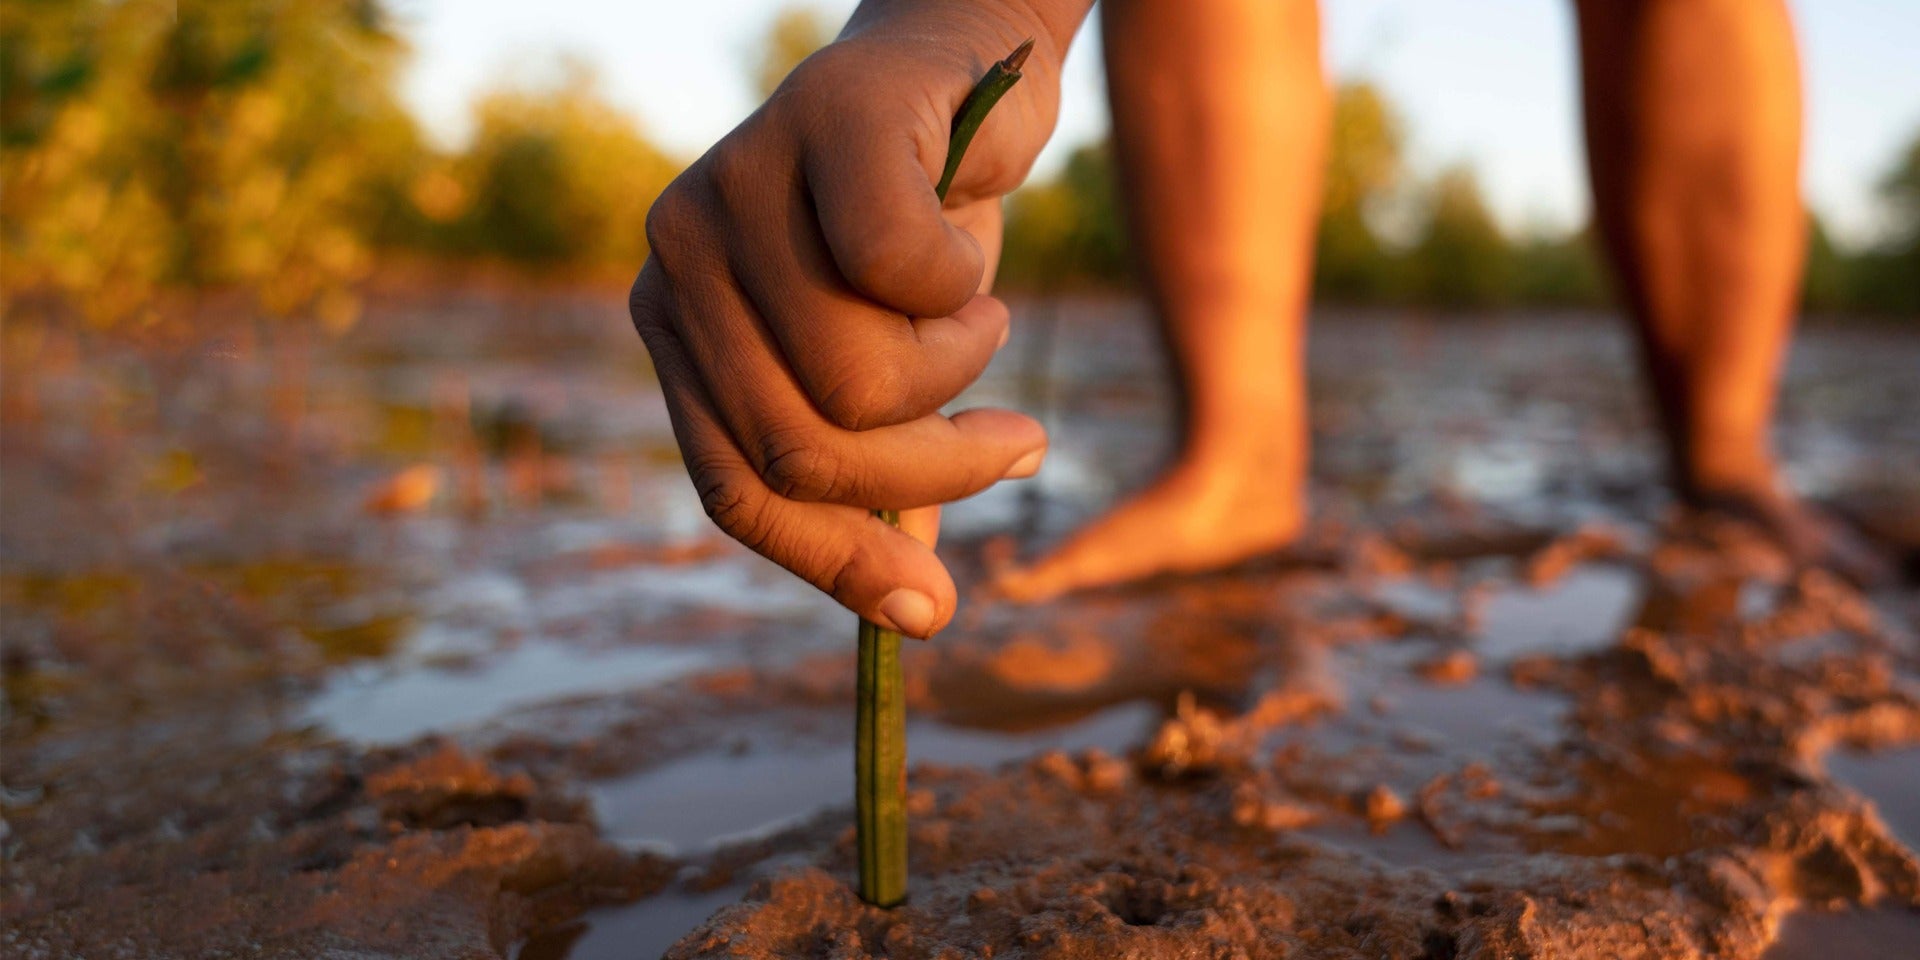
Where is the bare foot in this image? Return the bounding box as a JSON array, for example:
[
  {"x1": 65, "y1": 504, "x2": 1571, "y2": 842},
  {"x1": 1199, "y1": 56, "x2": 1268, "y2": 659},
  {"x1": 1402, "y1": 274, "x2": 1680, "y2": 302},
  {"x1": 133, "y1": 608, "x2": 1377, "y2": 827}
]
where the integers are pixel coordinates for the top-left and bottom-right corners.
[
  {"x1": 991, "y1": 453, "x2": 1305, "y2": 603},
  {"x1": 1688, "y1": 469, "x2": 1893, "y2": 588}
]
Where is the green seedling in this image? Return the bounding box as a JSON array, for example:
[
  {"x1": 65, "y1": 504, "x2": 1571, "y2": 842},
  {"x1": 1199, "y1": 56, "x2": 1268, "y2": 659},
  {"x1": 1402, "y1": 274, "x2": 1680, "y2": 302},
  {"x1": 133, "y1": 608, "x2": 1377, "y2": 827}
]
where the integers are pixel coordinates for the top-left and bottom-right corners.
[{"x1": 856, "y1": 37, "x2": 1032, "y2": 909}]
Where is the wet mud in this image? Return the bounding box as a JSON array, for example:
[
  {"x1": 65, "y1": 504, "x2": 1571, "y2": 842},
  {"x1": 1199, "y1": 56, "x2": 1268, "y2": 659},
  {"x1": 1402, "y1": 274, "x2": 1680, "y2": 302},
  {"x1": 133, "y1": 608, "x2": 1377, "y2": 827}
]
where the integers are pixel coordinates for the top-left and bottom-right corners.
[{"x1": 3, "y1": 297, "x2": 1918, "y2": 958}]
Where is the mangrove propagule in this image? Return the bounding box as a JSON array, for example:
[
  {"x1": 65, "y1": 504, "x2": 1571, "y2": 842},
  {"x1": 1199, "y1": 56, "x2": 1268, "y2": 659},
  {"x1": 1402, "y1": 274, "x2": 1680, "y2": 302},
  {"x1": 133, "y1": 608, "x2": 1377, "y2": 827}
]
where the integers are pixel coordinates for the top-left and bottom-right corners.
[{"x1": 856, "y1": 37, "x2": 1032, "y2": 909}]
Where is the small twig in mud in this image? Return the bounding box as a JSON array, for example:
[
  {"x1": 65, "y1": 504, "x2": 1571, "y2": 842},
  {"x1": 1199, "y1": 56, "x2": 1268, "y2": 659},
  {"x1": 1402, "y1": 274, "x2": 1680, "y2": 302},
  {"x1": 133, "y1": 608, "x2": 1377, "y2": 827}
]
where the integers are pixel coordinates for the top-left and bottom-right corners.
[{"x1": 856, "y1": 38, "x2": 1033, "y2": 910}]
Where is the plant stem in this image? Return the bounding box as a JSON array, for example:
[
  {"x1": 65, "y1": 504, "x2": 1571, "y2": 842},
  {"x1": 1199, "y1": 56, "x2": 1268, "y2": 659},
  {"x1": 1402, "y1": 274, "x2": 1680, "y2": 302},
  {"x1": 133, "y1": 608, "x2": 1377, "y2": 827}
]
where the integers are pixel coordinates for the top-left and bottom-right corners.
[
  {"x1": 934, "y1": 38, "x2": 1034, "y2": 201},
  {"x1": 855, "y1": 38, "x2": 1031, "y2": 909},
  {"x1": 855, "y1": 521, "x2": 906, "y2": 906}
]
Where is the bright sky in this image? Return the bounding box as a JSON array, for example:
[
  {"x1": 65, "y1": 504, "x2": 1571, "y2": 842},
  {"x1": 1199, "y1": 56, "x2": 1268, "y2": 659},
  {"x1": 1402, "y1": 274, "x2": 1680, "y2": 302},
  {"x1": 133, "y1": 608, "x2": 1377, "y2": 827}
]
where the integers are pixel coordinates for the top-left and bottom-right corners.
[{"x1": 389, "y1": 0, "x2": 1920, "y2": 247}]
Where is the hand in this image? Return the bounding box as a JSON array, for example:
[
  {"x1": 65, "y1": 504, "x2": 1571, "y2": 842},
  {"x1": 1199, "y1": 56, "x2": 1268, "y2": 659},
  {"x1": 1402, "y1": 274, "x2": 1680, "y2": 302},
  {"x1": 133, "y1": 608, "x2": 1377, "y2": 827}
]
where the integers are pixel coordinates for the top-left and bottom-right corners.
[{"x1": 630, "y1": 6, "x2": 1079, "y2": 638}]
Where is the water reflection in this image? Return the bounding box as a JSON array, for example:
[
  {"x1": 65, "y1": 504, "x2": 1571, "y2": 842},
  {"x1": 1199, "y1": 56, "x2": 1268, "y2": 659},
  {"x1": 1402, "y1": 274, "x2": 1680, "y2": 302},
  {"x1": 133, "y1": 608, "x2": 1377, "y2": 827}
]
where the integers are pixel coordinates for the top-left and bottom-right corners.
[
  {"x1": 1523, "y1": 750, "x2": 1755, "y2": 857},
  {"x1": 1761, "y1": 905, "x2": 1920, "y2": 960},
  {"x1": 513, "y1": 884, "x2": 753, "y2": 960},
  {"x1": 8, "y1": 300, "x2": 1920, "y2": 959},
  {"x1": 591, "y1": 702, "x2": 1157, "y2": 856},
  {"x1": 1475, "y1": 565, "x2": 1639, "y2": 658},
  {"x1": 1825, "y1": 747, "x2": 1920, "y2": 851},
  {"x1": 307, "y1": 639, "x2": 715, "y2": 742}
]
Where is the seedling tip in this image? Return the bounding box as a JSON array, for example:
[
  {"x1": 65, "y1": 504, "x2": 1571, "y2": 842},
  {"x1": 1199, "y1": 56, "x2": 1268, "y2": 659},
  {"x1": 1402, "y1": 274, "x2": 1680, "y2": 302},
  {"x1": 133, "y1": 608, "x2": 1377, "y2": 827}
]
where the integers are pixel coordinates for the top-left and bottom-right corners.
[{"x1": 1004, "y1": 37, "x2": 1034, "y2": 73}]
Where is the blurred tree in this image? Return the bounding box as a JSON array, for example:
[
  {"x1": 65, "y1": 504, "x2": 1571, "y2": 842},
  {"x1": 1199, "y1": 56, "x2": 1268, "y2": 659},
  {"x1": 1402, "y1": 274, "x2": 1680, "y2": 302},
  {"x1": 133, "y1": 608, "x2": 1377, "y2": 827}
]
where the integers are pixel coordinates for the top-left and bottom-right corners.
[
  {"x1": 5, "y1": 3, "x2": 1900, "y2": 321},
  {"x1": 752, "y1": 6, "x2": 833, "y2": 99},
  {"x1": 1800, "y1": 213, "x2": 1852, "y2": 314},
  {"x1": 998, "y1": 141, "x2": 1130, "y2": 290},
  {"x1": 441, "y1": 62, "x2": 679, "y2": 274},
  {"x1": 1512, "y1": 228, "x2": 1606, "y2": 308},
  {"x1": 0, "y1": 0, "x2": 422, "y2": 328},
  {"x1": 1315, "y1": 207, "x2": 1393, "y2": 303},
  {"x1": 1851, "y1": 131, "x2": 1920, "y2": 317},
  {"x1": 1407, "y1": 165, "x2": 1514, "y2": 309},
  {"x1": 1314, "y1": 82, "x2": 1403, "y2": 302},
  {"x1": 1879, "y1": 131, "x2": 1920, "y2": 245}
]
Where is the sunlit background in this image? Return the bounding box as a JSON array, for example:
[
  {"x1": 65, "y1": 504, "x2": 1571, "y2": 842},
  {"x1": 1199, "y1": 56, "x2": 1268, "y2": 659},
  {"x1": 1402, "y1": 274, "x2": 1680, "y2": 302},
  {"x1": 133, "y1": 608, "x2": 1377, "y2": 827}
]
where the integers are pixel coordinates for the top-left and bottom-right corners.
[
  {"x1": 5, "y1": 0, "x2": 1917, "y2": 325},
  {"x1": 398, "y1": 0, "x2": 1920, "y2": 245},
  {"x1": 7, "y1": 4, "x2": 1920, "y2": 957}
]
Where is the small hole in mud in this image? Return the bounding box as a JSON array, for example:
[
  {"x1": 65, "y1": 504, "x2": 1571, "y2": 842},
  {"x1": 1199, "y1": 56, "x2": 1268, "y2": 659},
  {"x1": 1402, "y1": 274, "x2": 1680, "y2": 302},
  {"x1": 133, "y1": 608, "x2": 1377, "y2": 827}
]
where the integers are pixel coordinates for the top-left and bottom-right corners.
[
  {"x1": 1420, "y1": 930, "x2": 1459, "y2": 960},
  {"x1": 1106, "y1": 891, "x2": 1169, "y2": 926}
]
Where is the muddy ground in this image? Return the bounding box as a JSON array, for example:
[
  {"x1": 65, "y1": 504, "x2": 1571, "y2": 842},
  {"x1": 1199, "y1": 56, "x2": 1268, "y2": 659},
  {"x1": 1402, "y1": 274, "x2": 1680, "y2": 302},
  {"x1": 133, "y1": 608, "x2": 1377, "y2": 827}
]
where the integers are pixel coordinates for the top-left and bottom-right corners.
[{"x1": 3, "y1": 294, "x2": 1919, "y2": 959}]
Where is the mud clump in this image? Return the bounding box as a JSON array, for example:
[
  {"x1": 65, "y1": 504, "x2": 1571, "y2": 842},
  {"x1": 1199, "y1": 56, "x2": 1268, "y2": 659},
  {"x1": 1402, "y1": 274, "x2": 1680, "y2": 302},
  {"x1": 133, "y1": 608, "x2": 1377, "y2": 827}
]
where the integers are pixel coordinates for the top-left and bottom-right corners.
[
  {"x1": 6, "y1": 304, "x2": 1920, "y2": 959},
  {"x1": 1415, "y1": 649, "x2": 1479, "y2": 685},
  {"x1": 654, "y1": 526, "x2": 1920, "y2": 960},
  {"x1": 366, "y1": 742, "x2": 573, "y2": 830},
  {"x1": 1, "y1": 742, "x2": 666, "y2": 959}
]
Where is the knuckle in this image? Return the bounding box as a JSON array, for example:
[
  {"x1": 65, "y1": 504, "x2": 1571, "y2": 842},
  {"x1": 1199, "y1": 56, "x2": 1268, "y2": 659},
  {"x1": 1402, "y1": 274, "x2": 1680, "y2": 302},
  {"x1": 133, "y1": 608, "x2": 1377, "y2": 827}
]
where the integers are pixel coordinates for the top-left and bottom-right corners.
[
  {"x1": 626, "y1": 277, "x2": 657, "y2": 332},
  {"x1": 692, "y1": 465, "x2": 765, "y2": 546},
  {"x1": 814, "y1": 359, "x2": 912, "y2": 431},
  {"x1": 706, "y1": 142, "x2": 758, "y2": 208},
  {"x1": 822, "y1": 538, "x2": 868, "y2": 601},
  {"x1": 780, "y1": 42, "x2": 861, "y2": 100},
  {"x1": 789, "y1": 542, "x2": 852, "y2": 597},
  {"x1": 625, "y1": 282, "x2": 686, "y2": 376},
  {"x1": 757, "y1": 428, "x2": 845, "y2": 502},
  {"x1": 643, "y1": 177, "x2": 703, "y2": 271},
  {"x1": 627, "y1": 267, "x2": 669, "y2": 336}
]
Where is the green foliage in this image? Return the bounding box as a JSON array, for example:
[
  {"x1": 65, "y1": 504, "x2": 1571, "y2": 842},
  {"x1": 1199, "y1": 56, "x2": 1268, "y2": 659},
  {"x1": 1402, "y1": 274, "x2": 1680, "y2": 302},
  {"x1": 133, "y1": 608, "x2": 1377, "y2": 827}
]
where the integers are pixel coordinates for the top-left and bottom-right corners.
[
  {"x1": 1321, "y1": 83, "x2": 1403, "y2": 216},
  {"x1": 1406, "y1": 166, "x2": 1514, "y2": 308},
  {"x1": 1511, "y1": 230, "x2": 1607, "y2": 308},
  {"x1": 1849, "y1": 250, "x2": 1919, "y2": 318},
  {"x1": 439, "y1": 64, "x2": 679, "y2": 272},
  {"x1": 1854, "y1": 133, "x2": 1920, "y2": 316},
  {"x1": 1313, "y1": 207, "x2": 1394, "y2": 302},
  {"x1": 1880, "y1": 132, "x2": 1920, "y2": 247},
  {"x1": 1799, "y1": 133, "x2": 1918, "y2": 318},
  {"x1": 995, "y1": 81, "x2": 1609, "y2": 311},
  {"x1": 1313, "y1": 82, "x2": 1405, "y2": 302},
  {"x1": 1801, "y1": 214, "x2": 1852, "y2": 314},
  {"x1": 1, "y1": 0, "x2": 419, "y2": 327},
  {"x1": 997, "y1": 142, "x2": 1130, "y2": 290},
  {"x1": 993, "y1": 78, "x2": 1912, "y2": 319},
  {"x1": 1, "y1": 4, "x2": 1909, "y2": 323}
]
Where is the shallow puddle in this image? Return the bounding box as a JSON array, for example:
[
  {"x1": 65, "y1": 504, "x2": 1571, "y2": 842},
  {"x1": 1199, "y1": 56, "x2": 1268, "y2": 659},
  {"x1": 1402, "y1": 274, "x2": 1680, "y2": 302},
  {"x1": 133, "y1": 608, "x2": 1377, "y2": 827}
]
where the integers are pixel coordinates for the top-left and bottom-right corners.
[
  {"x1": 592, "y1": 701, "x2": 1158, "y2": 855},
  {"x1": 514, "y1": 883, "x2": 751, "y2": 960},
  {"x1": 1761, "y1": 905, "x2": 1920, "y2": 960},
  {"x1": 1381, "y1": 674, "x2": 1566, "y2": 750},
  {"x1": 1475, "y1": 565, "x2": 1640, "y2": 659},
  {"x1": 1825, "y1": 747, "x2": 1920, "y2": 852},
  {"x1": 9, "y1": 304, "x2": 1920, "y2": 959},
  {"x1": 1298, "y1": 818, "x2": 1511, "y2": 873},
  {"x1": 305, "y1": 640, "x2": 717, "y2": 742},
  {"x1": 555, "y1": 704, "x2": 1157, "y2": 955},
  {"x1": 1314, "y1": 646, "x2": 1568, "y2": 765},
  {"x1": 1524, "y1": 750, "x2": 1755, "y2": 857},
  {"x1": 1370, "y1": 577, "x2": 1458, "y2": 625}
]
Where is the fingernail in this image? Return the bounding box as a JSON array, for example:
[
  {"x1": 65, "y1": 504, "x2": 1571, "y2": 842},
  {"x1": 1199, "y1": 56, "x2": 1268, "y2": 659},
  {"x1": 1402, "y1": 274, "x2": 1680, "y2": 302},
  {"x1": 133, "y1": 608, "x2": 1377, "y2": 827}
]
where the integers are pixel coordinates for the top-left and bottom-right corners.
[
  {"x1": 996, "y1": 325, "x2": 1011, "y2": 350},
  {"x1": 1003, "y1": 447, "x2": 1045, "y2": 479},
  {"x1": 879, "y1": 589, "x2": 937, "y2": 638}
]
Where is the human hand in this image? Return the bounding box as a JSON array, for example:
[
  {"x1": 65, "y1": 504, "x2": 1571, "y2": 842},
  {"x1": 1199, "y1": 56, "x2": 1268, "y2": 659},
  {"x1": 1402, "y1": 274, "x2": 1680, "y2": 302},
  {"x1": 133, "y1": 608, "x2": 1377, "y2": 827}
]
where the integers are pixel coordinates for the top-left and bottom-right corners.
[{"x1": 630, "y1": 3, "x2": 1086, "y2": 637}]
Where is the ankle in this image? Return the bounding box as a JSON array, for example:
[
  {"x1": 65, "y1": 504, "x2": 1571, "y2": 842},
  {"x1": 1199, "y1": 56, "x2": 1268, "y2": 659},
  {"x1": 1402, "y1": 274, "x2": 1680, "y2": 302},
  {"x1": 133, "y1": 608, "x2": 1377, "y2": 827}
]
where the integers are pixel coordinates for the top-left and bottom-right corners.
[
  {"x1": 1675, "y1": 440, "x2": 1777, "y2": 504},
  {"x1": 1179, "y1": 426, "x2": 1305, "y2": 482}
]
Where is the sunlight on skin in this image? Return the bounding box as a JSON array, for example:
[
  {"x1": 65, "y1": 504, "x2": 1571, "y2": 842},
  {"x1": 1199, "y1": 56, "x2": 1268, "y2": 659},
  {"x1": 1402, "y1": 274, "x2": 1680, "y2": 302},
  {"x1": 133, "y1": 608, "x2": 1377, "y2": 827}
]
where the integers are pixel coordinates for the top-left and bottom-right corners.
[
  {"x1": 993, "y1": 0, "x2": 1323, "y2": 603},
  {"x1": 1574, "y1": 0, "x2": 1865, "y2": 574},
  {"x1": 996, "y1": 0, "x2": 1878, "y2": 601}
]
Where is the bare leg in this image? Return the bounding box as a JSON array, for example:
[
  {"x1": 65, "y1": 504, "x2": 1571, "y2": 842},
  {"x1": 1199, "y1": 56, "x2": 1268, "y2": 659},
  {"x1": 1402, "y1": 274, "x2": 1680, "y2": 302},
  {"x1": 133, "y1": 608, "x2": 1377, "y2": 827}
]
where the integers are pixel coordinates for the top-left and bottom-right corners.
[
  {"x1": 994, "y1": 0, "x2": 1325, "y2": 601},
  {"x1": 1574, "y1": 0, "x2": 1873, "y2": 574}
]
